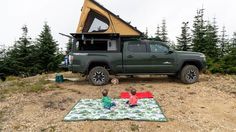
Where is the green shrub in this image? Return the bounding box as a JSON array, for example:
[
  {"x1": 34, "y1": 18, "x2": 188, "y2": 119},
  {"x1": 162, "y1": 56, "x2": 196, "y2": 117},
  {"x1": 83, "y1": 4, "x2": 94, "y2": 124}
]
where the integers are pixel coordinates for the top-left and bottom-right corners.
[{"x1": 206, "y1": 55, "x2": 236, "y2": 74}]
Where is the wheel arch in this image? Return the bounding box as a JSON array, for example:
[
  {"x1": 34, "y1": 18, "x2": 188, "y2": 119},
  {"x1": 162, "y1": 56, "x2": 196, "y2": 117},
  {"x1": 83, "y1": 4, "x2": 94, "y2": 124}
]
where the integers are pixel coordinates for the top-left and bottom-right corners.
[
  {"x1": 87, "y1": 61, "x2": 111, "y2": 74},
  {"x1": 180, "y1": 60, "x2": 203, "y2": 72}
]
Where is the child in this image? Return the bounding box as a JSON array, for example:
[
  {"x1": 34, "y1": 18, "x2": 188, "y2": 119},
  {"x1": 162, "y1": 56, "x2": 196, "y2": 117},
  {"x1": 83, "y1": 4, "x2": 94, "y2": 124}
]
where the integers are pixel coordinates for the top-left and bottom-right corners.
[
  {"x1": 126, "y1": 88, "x2": 138, "y2": 107},
  {"x1": 101, "y1": 89, "x2": 116, "y2": 109}
]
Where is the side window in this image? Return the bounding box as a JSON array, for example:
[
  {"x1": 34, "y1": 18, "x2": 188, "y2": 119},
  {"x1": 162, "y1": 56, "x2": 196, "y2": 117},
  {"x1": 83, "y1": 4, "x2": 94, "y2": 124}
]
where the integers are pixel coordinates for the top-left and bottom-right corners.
[
  {"x1": 128, "y1": 44, "x2": 147, "y2": 52},
  {"x1": 150, "y1": 43, "x2": 169, "y2": 53},
  {"x1": 107, "y1": 40, "x2": 117, "y2": 51}
]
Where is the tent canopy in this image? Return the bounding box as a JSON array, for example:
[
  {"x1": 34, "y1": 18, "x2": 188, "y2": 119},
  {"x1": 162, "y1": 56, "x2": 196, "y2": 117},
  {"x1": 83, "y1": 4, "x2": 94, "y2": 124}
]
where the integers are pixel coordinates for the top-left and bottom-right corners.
[{"x1": 76, "y1": 0, "x2": 142, "y2": 37}]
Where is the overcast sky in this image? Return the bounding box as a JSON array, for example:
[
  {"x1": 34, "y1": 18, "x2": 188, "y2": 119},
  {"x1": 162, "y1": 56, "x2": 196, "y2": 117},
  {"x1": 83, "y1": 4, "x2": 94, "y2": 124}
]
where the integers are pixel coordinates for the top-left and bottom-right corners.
[{"x1": 1, "y1": 0, "x2": 235, "y2": 50}]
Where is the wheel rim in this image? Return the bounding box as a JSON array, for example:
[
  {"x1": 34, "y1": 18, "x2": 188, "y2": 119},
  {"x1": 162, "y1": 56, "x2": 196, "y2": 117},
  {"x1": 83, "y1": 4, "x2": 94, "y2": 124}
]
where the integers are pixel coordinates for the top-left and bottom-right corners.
[
  {"x1": 93, "y1": 71, "x2": 105, "y2": 84},
  {"x1": 186, "y1": 69, "x2": 197, "y2": 82}
]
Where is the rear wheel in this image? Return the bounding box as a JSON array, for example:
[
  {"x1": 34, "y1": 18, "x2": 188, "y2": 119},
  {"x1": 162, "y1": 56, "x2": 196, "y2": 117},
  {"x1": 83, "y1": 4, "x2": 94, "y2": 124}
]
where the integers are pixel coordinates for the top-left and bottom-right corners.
[
  {"x1": 180, "y1": 65, "x2": 199, "y2": 84},
  {"x1": 0, "y1": 76, "x2": 6, "y2": 82},
  {"x1": 88, "y1": 66, "x2": 109, "y2": 86}
]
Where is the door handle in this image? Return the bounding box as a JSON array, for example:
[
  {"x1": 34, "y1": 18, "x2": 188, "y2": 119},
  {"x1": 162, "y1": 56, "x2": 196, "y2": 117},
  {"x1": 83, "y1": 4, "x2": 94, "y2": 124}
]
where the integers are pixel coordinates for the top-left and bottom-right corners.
[{"x1": 127, "y1": 55, "x2": 133, "y2": 58}]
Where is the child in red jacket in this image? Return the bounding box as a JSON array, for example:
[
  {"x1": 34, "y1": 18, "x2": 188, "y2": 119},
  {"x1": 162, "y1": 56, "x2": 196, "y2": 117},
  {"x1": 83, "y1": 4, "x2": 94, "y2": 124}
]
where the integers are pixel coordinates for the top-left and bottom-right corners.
[{"x1": 126, "y1": 89, "x2": 138, "y2": 107}]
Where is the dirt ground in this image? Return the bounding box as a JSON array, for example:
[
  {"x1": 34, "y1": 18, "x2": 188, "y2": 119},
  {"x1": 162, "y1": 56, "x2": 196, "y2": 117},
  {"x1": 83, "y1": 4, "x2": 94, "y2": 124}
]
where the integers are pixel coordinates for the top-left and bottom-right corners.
[{"x1": 0, "y1": 73, "x2": 236, "y2": 132}]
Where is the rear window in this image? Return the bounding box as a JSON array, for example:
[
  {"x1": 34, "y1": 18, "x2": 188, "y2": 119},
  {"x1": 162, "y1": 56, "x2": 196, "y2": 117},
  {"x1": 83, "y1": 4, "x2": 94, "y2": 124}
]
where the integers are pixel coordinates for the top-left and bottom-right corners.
[{"x1": 128, "y1": 44, "x2": 147, "y2": 52}]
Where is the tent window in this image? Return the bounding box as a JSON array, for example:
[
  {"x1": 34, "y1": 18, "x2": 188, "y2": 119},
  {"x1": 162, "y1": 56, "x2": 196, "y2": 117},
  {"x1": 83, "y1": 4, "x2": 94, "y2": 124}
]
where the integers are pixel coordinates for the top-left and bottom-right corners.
[
  {"x1": 83, "y1": 10, "x2": 109, "y2": 33},
  {"x1": 88, "y1": 18, "x2": 109, "y2": 32}
]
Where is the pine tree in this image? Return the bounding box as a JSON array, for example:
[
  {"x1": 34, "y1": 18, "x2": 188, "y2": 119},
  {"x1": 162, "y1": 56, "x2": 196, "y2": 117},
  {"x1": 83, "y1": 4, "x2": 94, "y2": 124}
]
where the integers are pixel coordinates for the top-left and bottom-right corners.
[
  {"x1": 35, "y1": 22, "x2": 61, "y2": 72},
  {"x1": 169, "y1": 41, "x2": 176, "y2": 50},
  {"x1": 66, "y1": 38, "x2": 73, "y2": 52},
  {"x1": 153, "y1": 25, "x2": 160, "y2": 40},
  {"x1": 155, "y1": 25, "x2": 160, "y2": 37},
  {"x1": 229, "y1": 32, "x2": 236, "y2": 57},
  {"x1": 2, "y1": 25, "x2": 35, "y2": 76},
  {"x1": 142, "y1": 27, "x2": 149, "y2": 39},
  {"x1": 219, "y1": 26, "x2": 229, "y2": 56},
  {"x1": 160, "y1": 19, "x2": 168, "y2": 42},
  {"x1": 221, "y1": 32, "x2": 236, "y2": 74},
  {"x1": 177, "y1": 22, "x2": 191, "y2": 51},
  {"x1": 230, "y1": 32, "x2": 236, "y2": 48},
  {"x1": 192, "y1": 8, "x2": 206, "y2": 53},
  {"x1": 204, "y1": 20, "x2": 219, "y2": 58},
  {"x1": 0, "y1": 45, "x2": 5, "y2": 57}
]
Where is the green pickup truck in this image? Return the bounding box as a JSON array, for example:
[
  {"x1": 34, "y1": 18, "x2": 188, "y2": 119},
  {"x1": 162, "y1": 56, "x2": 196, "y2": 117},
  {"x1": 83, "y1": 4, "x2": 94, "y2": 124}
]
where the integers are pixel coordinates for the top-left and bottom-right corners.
[{"x1": 68, "y1": 34, "x2": 206, "y2": 86}]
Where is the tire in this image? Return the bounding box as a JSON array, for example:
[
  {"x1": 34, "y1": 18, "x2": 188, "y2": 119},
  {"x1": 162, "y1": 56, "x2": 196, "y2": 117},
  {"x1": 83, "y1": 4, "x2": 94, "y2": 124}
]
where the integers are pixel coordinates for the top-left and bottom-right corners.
[
  {"x1": 88, "y1": 66, "x2": 110, "y2": 86},
  {"x1": 180, "y1": 65, "x2": 199, "y2": 84},
  {"x1": 0, "y1": 76, "x2": 6, "y2": 82}
]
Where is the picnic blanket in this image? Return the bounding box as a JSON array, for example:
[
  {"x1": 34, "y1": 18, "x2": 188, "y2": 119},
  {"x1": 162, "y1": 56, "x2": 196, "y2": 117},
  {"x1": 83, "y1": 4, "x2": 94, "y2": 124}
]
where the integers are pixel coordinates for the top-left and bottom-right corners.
[
  {"x1": 64, "y1": 99, "x2": 167, "y2": 122},
  {"x1": 120, "y1": 92, "x2": 154, "y2": 99}
]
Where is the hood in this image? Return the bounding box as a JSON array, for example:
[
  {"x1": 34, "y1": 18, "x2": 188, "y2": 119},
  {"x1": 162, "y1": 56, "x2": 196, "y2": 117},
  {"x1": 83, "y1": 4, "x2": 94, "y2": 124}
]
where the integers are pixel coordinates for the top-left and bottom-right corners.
[{"x1": 175, "y1": 51, "x2": 204, "y2": 56}]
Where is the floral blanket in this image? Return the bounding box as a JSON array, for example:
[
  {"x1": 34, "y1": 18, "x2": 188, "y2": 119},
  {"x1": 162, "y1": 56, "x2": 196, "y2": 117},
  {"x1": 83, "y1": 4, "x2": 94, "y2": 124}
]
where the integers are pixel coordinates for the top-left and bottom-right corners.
[{"x1": 64, "y1": 99, "x2": 167, "y2": 122}]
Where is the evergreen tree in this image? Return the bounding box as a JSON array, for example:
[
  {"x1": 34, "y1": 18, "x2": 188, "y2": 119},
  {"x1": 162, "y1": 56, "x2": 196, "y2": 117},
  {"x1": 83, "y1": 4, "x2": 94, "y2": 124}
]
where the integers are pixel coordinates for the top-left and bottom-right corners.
[
  {"x1": 219, "y1": 26, "x2": 229, "y2": 56},
  {"x1": 230, "y1": 32, "x2": 236, "y2": 48},
  {"x1": 3, "y1": 25, "x2": 36, "y2": 76},
  {"x1": 176, "y1": 22, "x2": 191, "y2": 51},
  {"x1": 160, "y1": 19, "x2": 168, "y2": 42},
  {"x1": 222, "y1": 33, "x2": 236, "y2": 73},
  {"x1": 0, "y1": 45, "x2": 5, "y2": 56},
  {"x1": 66, "y1": 38, "x2": 73, "y2": 52},
  {"x1": 155, "y1": 25, "x2": 160, "y2": 37},
  {"x1": 154, "y1": 25, "x2": 161, "y2": 40},
  {"x1": 192, "y1": 8, "x2": 206, "y2": 53},
  {"x1": 35, "y1": 22, "x2": 61, "y2": 72},
  {"x1": 168, "y1": 41, "x2": 176, "y2": 50},
  {"x1": 204, "y1": 20, "x2": 219, "y2": 58},
  {"x1": 142, "y1": 27, "x2": 149, "y2": 39}
]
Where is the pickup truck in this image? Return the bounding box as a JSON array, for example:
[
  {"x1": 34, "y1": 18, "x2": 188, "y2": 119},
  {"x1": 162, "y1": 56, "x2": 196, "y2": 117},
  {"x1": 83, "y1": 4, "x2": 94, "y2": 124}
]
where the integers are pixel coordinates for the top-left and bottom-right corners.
[{"x1": 68, "y1": 35, "x2": 206, "y2": 86}]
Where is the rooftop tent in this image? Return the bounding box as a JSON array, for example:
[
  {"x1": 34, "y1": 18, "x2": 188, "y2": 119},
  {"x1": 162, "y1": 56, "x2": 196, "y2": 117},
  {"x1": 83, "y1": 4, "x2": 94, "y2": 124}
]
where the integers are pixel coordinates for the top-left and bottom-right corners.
[{"x1": 76, "y1": 0, "x2": 142, "y2": 37}]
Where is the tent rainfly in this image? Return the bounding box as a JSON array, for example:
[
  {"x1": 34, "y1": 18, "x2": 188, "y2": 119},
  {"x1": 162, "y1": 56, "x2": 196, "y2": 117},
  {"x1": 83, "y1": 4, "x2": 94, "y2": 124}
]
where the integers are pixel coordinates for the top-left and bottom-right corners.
[{"x1": 76, "y1": 0, "x2": 142, "y2": 37}]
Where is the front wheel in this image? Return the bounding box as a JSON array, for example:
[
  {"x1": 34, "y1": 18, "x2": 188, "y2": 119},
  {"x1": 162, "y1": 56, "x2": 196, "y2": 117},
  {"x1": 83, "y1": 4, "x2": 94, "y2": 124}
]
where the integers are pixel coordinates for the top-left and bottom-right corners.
[
  {"x1": 180, "y1": 65, "x2": 199, "y2": 84},
  {"x1": 88, "y1": 66, "x2": 110, "y2": 86}
]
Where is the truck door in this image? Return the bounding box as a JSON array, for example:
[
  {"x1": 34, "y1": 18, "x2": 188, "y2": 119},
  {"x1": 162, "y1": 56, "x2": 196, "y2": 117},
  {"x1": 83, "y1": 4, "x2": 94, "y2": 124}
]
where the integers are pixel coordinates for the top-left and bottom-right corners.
[
  {"x1": 148, "y1": 42, "x2": 176, "y2": 73},
  {"x1": 123, "y1": 41, "x2": 152, "y2": 73}
]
